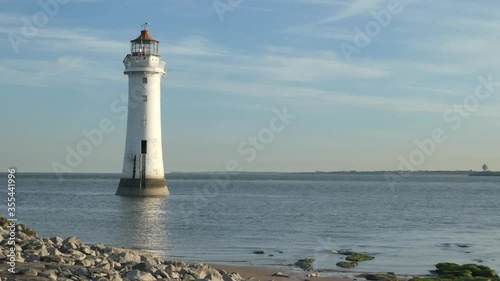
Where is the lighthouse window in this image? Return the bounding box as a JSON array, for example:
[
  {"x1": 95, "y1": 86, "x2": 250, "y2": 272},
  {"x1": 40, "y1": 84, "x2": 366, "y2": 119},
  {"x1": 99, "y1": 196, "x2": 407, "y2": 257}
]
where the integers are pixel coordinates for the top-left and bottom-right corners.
[{"x1": 143, "y1": 77, "x2": 148, "y2": 84}]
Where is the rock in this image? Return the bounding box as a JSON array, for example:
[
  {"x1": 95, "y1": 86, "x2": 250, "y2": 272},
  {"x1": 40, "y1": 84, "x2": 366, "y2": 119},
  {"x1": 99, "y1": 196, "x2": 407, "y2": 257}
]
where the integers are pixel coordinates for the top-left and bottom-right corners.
[
  {"x1": 294, "y1": 258, "x2": 316, "y2": 271},
  {"x1": 0, "y1": 216, "x2": 10, "y2": 228},
  {"x1": 165, "y1": 264, "x2": 178, "y2": 273},
  {"x1": 125, "y1": 269, "x2": 156, "y2": 281},
  {"x1": 61, "y1": 242, "x2": 78, "y2": 253},
  {"x1": 306, "y1": 272, "x2": 320, "y2": 278},
  {"x1": 90, "y1": 267, "x2": 114, "y2": 278},
  {"x1": 153, "y1": 256, "x2": 163, "y2": 264},
  {"x1": 170, "y1": 271, "x2": 181, "y2": 279},
  {"x1": 44, "y1": 263, "x2": 62, "y2": 271},
  {"x1": 113, "y1": 261, "x2": 123, "y2": 270},
  {"x1": 223, "y1": 272, "x2": 243, "y2": 281},
  {"x1": 271, "y1": 272, "x2": 290, "y2": 278},
  {"x1": 154, "y1": 269, "x2": 170, "y2": 278},
  {"x1": 24, "y1": 254, "x2": 41, "y2": 262},
  {"x1": 16, "y1": 231, "x2": 30, "y2": 240},
  {"x1": 140, "y1": 254, "x2": 158, "y2": 266},
  {"x1": 62, "y1": 236, "x2": 82, "y2": 247},
  {"x1": 181, "y1": 267, "x2": 208, "y2": 279},
  {"x1": 109, "y1": 251, "x2": 142, "y2": 263},
  {"x1": 43, "y1": 270, "x2": 58, "y2": 281},
  {"x1": 77, "y1": 258, "x2": 95, "y2": 267},
  {"x1": 68, "y1": 249, "x2": 87, "y2": 261},
  {"x1": 132, "y1": 262, "x2": 155, "y2": 272},
  {"x1": 91, "y1": 243, "x2": 106, "y2": 252},
  {"x1": 15, "y1": 224, "x2": 24, "y2": 232},
  {"x1": 47, "y1": 246, "x2": 63, "y2": 256},
  {"x1": 37, "y1": 244, "x2": 50, "y2": 256},
  {"x1": 97, "y1": 262, "x2": 112, "y2": 270},
  {"x1": 205, "y1": 271, "x2": 224, "y2": 281},
  {"x1": 80, "y1": 245, "x2": 94, "y2": 254},
  {"x1": 336, "y1": 261, "x2": 358, "y2": 268},
  {"x1": 41, "y1": 255, "x2": 64, "y2": 263},
  {"x1": 109, "y1": 273, "x2": 123, "y2": 281},
  {"x1": 71, "y1": 267, "x2": 91, "y2": 277},
  {"x1": 184, "y1": 274, "x2": 197, "y2": 281},
  {"x1": 61, "y1": 269, "x2": 73, "y2": 277},
  {"x1": 50, "y1": 236, "x2": 64, "y2": 247},
  {"x1": 20, "y1": 268, "x2": 38, "y2": 276},
  {"x1": 42, "y1": 237, "x2": 54, "y2": 246},
  {"x1": 61, "y1": 256, "x2": 76, "y2": 265},
  {"x1": 24, "y1": 228, "x2": 38, "y2": 237},
  {"x1": 217, "y1": 269, "x2": 228, "y2": 276}
]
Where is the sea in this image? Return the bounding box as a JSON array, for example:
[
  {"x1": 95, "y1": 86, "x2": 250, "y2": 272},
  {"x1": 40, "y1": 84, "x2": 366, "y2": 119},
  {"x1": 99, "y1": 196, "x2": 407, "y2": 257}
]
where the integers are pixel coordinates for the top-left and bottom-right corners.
[{"x1": 2, "y1": 172, "x2": 499, "y2": 276}]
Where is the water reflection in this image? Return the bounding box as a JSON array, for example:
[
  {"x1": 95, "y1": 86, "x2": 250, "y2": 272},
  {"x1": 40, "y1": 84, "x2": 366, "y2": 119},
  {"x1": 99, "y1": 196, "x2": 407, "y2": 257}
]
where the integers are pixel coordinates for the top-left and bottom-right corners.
[{"x1": 116, "y1": 197, "x2": 171, "y2": 256}]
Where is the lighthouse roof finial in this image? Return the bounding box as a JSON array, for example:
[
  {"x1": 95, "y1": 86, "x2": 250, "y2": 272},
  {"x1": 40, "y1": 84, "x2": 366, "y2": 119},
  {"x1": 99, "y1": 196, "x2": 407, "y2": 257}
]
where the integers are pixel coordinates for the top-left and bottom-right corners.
[{"x1": 131, "y1": 22, "x2": 159, "y2": 43}]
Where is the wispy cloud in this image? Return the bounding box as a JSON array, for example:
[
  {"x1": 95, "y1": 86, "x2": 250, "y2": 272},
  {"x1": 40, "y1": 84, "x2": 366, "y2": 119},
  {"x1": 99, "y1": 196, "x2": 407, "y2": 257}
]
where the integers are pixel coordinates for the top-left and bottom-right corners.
[
  {"x1": 318, "y1": 0, "x2": 386, "y2": 23},
  {"x1": 164, "y1": 36, "x2": 231, "y2": 57}
]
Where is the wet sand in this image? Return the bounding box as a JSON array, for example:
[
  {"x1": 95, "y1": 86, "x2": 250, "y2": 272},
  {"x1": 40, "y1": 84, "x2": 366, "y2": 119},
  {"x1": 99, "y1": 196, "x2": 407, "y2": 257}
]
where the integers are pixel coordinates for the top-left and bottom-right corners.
[{"x1": 211, "y1": 263, "x2": 355, "y2": 281}]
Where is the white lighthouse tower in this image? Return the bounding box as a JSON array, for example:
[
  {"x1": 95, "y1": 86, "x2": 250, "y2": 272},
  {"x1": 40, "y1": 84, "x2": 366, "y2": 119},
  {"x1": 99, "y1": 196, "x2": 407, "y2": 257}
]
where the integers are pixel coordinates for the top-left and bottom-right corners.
[{"x1": 116, "y1": 23, "x2": 169, "y2": 197}]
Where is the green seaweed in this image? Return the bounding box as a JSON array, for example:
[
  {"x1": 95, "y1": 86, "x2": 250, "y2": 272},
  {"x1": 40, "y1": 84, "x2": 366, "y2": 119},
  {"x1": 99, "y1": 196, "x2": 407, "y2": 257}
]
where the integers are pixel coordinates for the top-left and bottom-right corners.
[
  {"x1": 345, "y1": 253, "x2": 374, "y2": 262},
  {"x1": 411, "y1": 277, "x2": 496, "y2": 281},
  {"x1": 295, "y1": 258, "x2": 316, "y2": 271},
  {"x1": 337, "y1": 250, "x2": 356, "y2": 255},
  {"x1": 361, "y1": 274, "x2": 398, "y2": 281},
  {"x1": 336, "y1": 261, "x2": 358, "y2": 268},
  {"x1": 433, "y1": 263, "x2": 498, "y2": 279}
]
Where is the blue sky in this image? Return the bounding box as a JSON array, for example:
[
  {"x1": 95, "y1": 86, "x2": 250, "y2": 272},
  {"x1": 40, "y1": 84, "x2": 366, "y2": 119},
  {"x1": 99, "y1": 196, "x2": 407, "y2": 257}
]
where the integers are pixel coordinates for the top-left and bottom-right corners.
[{"x1": 1, "y1": 0, "x2": 500, "y2": 173}]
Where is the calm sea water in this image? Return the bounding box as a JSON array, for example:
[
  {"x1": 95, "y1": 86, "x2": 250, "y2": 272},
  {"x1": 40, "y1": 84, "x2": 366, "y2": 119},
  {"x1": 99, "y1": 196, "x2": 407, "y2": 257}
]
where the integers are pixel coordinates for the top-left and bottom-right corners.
[{"x1": 3, "y1": 173, "x2": 499, "y2": 275}]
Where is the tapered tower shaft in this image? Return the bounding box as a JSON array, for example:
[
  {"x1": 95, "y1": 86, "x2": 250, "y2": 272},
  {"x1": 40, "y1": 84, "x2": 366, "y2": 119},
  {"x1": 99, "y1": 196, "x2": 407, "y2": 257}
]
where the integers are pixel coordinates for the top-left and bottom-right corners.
[{"x1": 116, "y1": 24, "x2": 169, "y2": 197}]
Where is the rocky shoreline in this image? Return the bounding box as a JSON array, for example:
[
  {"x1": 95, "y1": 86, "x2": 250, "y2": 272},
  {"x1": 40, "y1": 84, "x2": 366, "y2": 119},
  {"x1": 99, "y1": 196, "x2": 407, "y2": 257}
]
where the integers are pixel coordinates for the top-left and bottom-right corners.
[{"x1": 0, "y1": 216, "x2": 250, "y2": 281}]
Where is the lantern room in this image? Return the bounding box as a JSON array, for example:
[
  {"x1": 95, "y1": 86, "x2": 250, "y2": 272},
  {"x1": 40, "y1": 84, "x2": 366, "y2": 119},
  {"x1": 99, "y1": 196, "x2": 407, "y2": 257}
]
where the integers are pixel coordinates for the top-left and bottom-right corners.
[{"x1": 130, "y1": 23, "x2": 159, "y2": 56}]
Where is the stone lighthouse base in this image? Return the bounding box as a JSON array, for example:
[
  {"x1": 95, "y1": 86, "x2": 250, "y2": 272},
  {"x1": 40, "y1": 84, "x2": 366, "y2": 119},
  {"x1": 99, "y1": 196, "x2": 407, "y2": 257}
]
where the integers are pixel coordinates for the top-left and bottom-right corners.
[{"x1": 115, "y1": 178, "x2": 169, "y2": 197}]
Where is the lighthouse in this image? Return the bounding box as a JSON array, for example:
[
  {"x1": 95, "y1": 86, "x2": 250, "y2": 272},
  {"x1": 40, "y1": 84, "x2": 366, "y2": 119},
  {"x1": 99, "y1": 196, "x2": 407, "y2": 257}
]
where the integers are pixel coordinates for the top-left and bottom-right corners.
[{"x1": 116, "y1": 23, "x2": 169, "y2": 197}]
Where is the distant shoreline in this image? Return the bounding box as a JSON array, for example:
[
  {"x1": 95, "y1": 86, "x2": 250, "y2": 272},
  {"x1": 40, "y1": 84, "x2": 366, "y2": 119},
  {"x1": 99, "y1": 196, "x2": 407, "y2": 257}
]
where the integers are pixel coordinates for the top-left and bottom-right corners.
[
  {"x1": 2, "y1": 170, "x2": 500, "y2": 177},
  {"x1": 468, "y1": 171, "x2": 500, "y2": 177}
]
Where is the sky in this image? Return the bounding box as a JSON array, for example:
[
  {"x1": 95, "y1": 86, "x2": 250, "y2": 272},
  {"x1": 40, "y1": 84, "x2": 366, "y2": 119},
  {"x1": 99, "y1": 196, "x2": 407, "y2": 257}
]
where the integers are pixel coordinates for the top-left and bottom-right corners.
[{"x1": 1, "y1": 0, "x2": 500, "y2": 173}]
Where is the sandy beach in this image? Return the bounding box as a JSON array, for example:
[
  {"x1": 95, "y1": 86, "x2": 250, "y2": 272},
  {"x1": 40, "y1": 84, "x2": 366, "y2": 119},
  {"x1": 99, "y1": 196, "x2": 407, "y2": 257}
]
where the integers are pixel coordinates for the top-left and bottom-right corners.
[{"x1": 210, "y1": 264, "x2": 353, "y2": 281}]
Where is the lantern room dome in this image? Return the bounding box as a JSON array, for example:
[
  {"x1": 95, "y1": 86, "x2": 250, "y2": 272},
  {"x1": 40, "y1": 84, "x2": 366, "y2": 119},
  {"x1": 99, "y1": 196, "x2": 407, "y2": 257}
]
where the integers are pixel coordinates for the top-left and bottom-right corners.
[{"x1": 131, "y1": 30, "x2": 159, "y2": 43}]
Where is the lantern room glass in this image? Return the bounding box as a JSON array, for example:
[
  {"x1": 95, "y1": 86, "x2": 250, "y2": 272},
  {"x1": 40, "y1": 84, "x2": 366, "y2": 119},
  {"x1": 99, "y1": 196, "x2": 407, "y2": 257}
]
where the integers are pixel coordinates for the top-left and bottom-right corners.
[{"x1": 131, "y1": 41, "x2": 159, "y2": 56}]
